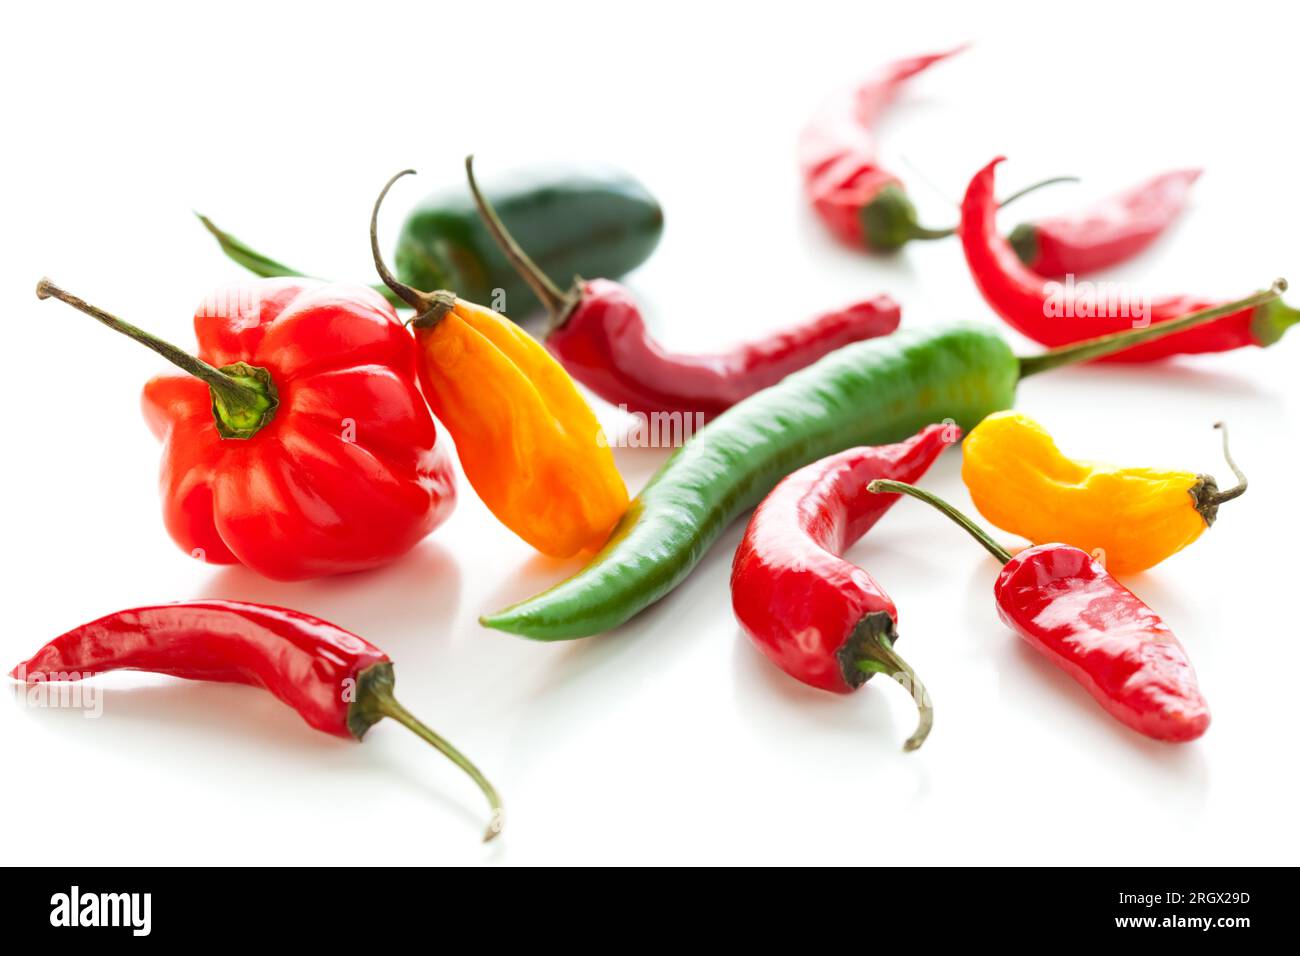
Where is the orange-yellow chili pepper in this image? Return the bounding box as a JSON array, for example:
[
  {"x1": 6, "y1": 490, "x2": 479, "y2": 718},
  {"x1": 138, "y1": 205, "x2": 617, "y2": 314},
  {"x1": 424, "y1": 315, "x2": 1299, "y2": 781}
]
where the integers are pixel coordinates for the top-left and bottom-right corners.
[
  {"x1": 961, "y1": 411, "x2": 1246, "y2": 574},
  {"x1": 370, "y1": 170, "x2": 628, "y2": 558}
]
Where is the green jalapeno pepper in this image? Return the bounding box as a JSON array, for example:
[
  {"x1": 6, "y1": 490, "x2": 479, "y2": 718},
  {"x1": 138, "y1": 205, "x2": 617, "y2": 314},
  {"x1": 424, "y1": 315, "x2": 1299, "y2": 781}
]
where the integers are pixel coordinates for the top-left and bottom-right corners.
[
  {"x1": 199, "y1": 163, "x2": 664, "y2": 320},
  {"x1": 482, "y1": 282, "x2": 1286, "y2": 641}
]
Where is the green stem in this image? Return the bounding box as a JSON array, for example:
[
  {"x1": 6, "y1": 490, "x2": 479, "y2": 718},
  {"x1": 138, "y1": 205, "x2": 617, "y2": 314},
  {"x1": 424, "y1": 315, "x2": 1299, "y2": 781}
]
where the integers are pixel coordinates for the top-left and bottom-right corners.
[
  {"x1": 195, "y1": 213, "x2": 404, "y2": 309},
  {"x1": 368, "y1": 171, "x2": 455, "y2": 328},
  {"x1": 464, "y1": 154, "x2": 568, "y2": 319},
  {"x1": 998, "y1": 174, "x2": 1080, "y2": 209},
  {"x1": 1207, "y1": 421, "x2": 1248, "y2": 506},
  {"x1": 909, "y1": 175, "x2": 1082, "y2": 241},
  {"x1": 854, "y1": 629, "x2": 934, "y2": 752},
  {"x1": 908, "y1": 223, "x2": 956, "y2": 241},
  {"x1": 35, "y1": 278, "x2": 277, "y2": 439},
  {"x1": 375, "y1": 692, "x2": 505, "y2": 843},
  {"x1": 1017, "y1": 280, "x2": 1288, "y2": 377},
  {"x1": 868, "y1": 479, "x2": 1013, "y2": 564}
]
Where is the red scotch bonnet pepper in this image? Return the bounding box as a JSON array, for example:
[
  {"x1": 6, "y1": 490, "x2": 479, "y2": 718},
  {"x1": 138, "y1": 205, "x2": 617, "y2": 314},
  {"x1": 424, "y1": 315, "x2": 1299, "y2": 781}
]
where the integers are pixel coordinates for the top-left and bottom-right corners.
[
  {"x1": 731, "y1": 424, "x2": 958, "y2": 750},
  {"x1": 36, "y1": 277, "x2": 456, "y2": 580}
]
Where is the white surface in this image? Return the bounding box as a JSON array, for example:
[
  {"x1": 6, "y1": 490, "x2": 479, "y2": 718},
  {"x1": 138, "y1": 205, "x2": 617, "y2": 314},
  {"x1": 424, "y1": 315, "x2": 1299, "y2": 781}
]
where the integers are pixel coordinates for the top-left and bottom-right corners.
[{"x1": 3, "y1": 1, "x2": 1298, "y2": 866}]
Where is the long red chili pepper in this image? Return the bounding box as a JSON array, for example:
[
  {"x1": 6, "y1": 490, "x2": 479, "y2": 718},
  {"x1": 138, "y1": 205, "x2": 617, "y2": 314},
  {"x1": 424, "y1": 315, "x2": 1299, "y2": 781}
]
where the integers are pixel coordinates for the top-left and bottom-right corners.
[
  {"x1": 960, "y1": 157, "x2": 1300, "y2": 361},
  {"x1": 867, "y1": 481, "x2": 1211, "y2": 743},
  {"x1": 798, "y1": 47, "x2": 965, "y2": 249},
  {"x1": 731, "y1": 424, "x2": 958, "y2": 750},
  {"x1": 10, "y1": 601, "x2": 504, "y2": 839},
  {"x1": 465, "y1": 157, "x2": 899, "y2": 420},
  {"x1": 1009, "y1": 169, "x2": 1202, "y2": 277}
]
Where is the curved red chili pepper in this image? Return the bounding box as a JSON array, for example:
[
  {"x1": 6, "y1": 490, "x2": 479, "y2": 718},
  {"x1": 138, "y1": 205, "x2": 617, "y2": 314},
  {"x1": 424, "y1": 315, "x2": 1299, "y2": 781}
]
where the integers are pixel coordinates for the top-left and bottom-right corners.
[
  {"x1": 731, "y1": 424, "x2": 958, "y2": 750},
  {"x1": 1009, "y1": 169, "x2": 1202, "y2": 277},
  {"x1": 959, "y1": 157, "x2": 1299, "y2": 361},
  {"x1": 464, "y1": 160, "x2": 899, "y2": 420},
  {"x1": 798, "y1": 47, "x2": 965, "y2": 249},
  {"x1": 548, "y1": 280, "x2": 899, "y2": 419},
  {"x1": 10, "y1": 601, "x2": 503, "y2": 839},
  {"x1": 868, "y1": 481, "x2": 1210, "y2": 743}
]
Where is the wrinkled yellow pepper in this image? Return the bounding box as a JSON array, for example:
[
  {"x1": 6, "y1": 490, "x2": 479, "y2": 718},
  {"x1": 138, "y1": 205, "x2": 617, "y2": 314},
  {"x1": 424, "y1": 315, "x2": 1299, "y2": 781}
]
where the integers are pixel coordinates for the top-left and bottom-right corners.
[
  {"x1": 961, "y1": 411, "x2": 1245, "y2": 573},
  {"x1": 372, "y1": 171, "x2": 628, "y2": 558}
]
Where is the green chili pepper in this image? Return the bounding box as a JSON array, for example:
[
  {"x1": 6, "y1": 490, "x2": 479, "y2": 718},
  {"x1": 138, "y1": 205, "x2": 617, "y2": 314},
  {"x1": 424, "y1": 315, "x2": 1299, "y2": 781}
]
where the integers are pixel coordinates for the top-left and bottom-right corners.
[
  {"x1": 198, "y1": 163, "x2": 664, "y2": 320},
  {"x1": 482, "y1": 281, "x2": 1286, "y2": 641}
]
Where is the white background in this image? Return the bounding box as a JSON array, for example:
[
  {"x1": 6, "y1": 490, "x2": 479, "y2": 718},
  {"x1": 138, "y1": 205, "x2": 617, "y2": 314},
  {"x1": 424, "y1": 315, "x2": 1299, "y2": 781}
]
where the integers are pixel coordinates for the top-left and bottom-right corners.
[{"x1": 3, "y1": 1, "x2": 1298, "y2": 866}]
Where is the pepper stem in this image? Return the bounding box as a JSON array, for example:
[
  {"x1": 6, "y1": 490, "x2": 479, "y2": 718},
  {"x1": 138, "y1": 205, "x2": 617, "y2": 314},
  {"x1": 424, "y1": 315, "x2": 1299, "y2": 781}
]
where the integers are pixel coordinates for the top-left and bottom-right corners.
[
  {"x1": 998, "y1": 174, "x2": 1080, "y2": 209},
  {"x1": 1017, "y1": 280, "x2": 1288, "y2": 377},
  {"x1": 904, "y1": 175, "x2": 1082, "y2": 241},
  {"x1": 868, "y1": 479, "x2": 1013, "y2": 564},
  {"x1": 464, "y1": 154, "x2": 570, "y2": 323},
  {"x1": 35, "y1": 278, "x2": 278, "y2": 439},
  {"x1": 908, "y1": 223, "x2": 955, "y2": 241},
  {"x1": 369, "y1": 171, "x2": 456, "y2": 328},
  {"x1": 854, "y1": 628, "x2": 934, "y2": 751},
  {"x1": 1207, "y1": 421, "x2": 1248, "y2": 506},
  {"x1": 374, "y1": 691, "x2": 505, "y2": 842}
]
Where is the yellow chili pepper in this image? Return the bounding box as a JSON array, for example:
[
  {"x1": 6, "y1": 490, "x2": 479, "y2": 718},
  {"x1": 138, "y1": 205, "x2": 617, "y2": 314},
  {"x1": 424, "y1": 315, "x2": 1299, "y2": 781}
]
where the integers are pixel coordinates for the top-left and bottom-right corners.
[
  {"x1": 961, "y1": 411, "x2": 1246, "y2": 574},
  {"x1": 371, "y1": 170, "x2": 628, "y2": 558}
]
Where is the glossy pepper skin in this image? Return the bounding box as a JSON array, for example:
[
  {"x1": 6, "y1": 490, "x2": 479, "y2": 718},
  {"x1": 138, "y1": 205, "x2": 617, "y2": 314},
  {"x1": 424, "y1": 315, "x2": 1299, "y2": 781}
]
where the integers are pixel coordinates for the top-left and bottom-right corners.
[
  {"x1": 462, "y1": 160, "x2": 900, "y2": 420},
  {"x1": 198, "y1": 163, "x2": 663, "y2": 322},
  {"x1": 1009, "y1": 169, "x2": 1202, "y2": 277},
  {"x1": 11, "y1": 600, "x2": 503, "y2": 837},
  {"x1": 36, "y1": 278, "x2": 456, "y2": 580},
  {"x1": 371, "y1": 170, "x2": 628, "y2": 558},
  {"x1": 870, "y1": 482, "x2": 1210, "y2": 743},
  {"x1": 962, "y1": 412, "x2": 1247, "y2": 573},
  {"x1": 998, "y1": 546, "x2": 1210, "y2": 741},
  {"x1": 731, "y1": 425, "x2": 958, "y2": 750},
  {"x1": 960, "y1": 157, "x2": 1300, "y2": 361},
  {"x1": 551, "y1": 282, "x2": 900, "y2": 420},
  {"x1": 799, "y1": 47, "x2": 964, "y2": 250},
  {"x1": 485, "y1": 325, "x2": 1016, "y2": 641},
  {"x1": 482, "y1": 285, "x2": 1285, "y2": 641}
]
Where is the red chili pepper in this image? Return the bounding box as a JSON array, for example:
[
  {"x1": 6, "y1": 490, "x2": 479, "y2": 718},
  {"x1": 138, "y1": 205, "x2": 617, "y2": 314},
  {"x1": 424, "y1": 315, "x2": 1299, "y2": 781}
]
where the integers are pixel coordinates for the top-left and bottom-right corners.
[
  {"x1": 1008, "y1": 169, "x2": 1202, "y2": 277},
  {"x1": 867, "y1": 481, "x2": 1211, "y2": 743},
  {"x1": 959, "y1": 157, "x2": 1300, "y2": 361},
  {"x1": 731, "y1": 424, "x2": 958, "y2": 750},
  {"x1": 798, "y1": 47, "x2": 966, "y2": 249},
  {"x1": 35, "y1": 278, "x2": 456, "y2": 579},
  {"x1": 464, "y1": 158, "x2": 899, "y2": 420},
  {"x1": 10, "y1": 600, "x2": 503, "y2": 839}
]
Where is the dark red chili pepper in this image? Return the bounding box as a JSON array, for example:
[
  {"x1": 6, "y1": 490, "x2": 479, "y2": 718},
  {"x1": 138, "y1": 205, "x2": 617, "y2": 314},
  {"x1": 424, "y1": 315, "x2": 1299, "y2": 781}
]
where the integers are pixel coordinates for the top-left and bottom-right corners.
[
  {"x1": 731, "y1": 424, "x2": 958, "y2": 750},
  {"x1": 10, "y1": 600, "x2": 504, "y2": 839},
  {"x1": 1009, "y1": 169, "x2": 1202, "y2": 277},
  {"x1": 798, "y1": 47, "x2": 966, "y2": 249},
  {"x1": 465, "y1": 157, "x2": 899, "y2": 420},
  {"x1": 961, "y1": 157, "x2": 1300, "y2": 361},
  {"x1": 867, "y1": 481, "x2": 1211, "y2": 743}
]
